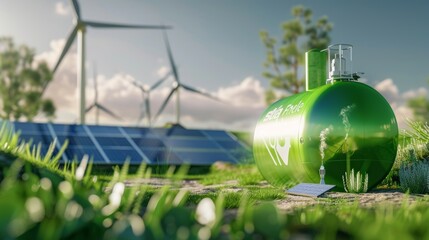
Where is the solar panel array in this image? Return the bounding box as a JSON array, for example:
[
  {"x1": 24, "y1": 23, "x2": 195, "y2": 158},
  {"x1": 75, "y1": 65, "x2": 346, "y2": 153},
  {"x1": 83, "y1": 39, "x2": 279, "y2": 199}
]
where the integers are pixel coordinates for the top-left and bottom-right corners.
[{"x1": 11, "y1": 122, "x2": 251, "y2": 165}]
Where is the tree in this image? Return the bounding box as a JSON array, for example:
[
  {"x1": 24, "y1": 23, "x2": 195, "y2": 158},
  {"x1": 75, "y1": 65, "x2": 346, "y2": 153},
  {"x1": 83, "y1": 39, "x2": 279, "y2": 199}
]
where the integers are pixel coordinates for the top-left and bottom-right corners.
[
  {"x1": 408, "y1": 96, "x2": 429, "y2": 122},
  {"x1": 407, "y1": 78, "x2": 429, "y2": 122},
  {"x1": 0, "y1": 37, "x2": 55, "y2": 121},
  {"x1": 260, "y1": 5, "x2": 333, "y2": 104}
]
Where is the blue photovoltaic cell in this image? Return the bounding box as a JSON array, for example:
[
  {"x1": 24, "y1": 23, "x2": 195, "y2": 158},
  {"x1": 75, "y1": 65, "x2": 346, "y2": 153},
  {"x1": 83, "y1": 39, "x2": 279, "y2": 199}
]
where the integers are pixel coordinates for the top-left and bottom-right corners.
[
  {"x1": 88, "y1": 125, "x2": 122, "y2": 136},
  {"x1": 96, "y1": 136, "x2": 132, "y2": 147},
  {"x1": 56, "y1": 136, "x2": 94, "y2": 146},
  {"x1": 52, "y1": 124, "x2": 87, "y2": 135},
  {"x1": 202, "y1": 130, "x2": 233, "y2": 140},
  {"x1": 167, "y1": 128, "x2": 204, "y2": 137},
  {"x1": 121, "y1": 127, "x2": 152, "y2": 137},
  {"x1": 13, "y1": 122, "x2": 40, "y2": 134},
  {"x1": 103, "y1": 149, "x2": 143, "y2": 164},
  {"x1": 19, "y1": 134, "x2": 53, "y2": 145},
  {"x1": 10, "y1": 121, "x2": 251, "y2": 165},
  {"x1": 164, "y1": 138, "x2": 222, "y2": 149},
  {"x1": 65, "y1": 147, "x2": 105, "y2": 163},
  {"x1": 139, "y1": 149, "x2": 163, "y2": 161},
  {"x1": 141, "y1": 148, "x2": 182, "y2": 164},
  {"x1": 132, "y1": 138, "x2": 165, "y2": 148}
]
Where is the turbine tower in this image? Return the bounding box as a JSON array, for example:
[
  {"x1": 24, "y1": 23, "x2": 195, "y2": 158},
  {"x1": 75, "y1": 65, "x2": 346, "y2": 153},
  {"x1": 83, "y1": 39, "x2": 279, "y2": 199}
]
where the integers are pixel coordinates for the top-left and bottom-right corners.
[
  {"x1": 86, "y1": 63, "x2": 122, "y2": 124},
  {"x1": 52, "y1": 0, "x2": 171, "y2": 124},
  {"x1": 153, "y1": 31, "x2": 221, "y2": 124},
  {"x1": 130, "y1": 71, "x2": 171, "y2": 127}
]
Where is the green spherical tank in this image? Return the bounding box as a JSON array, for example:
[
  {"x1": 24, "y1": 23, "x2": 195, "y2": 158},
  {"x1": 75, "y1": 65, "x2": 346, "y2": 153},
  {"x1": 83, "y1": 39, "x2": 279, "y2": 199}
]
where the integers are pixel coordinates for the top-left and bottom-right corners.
[
  {"x1": 253, "y1": 81, "x2": 398, "y2": 189},
  {"x1": 253, "y1": 45, "x2": 398, "y2": 190}
]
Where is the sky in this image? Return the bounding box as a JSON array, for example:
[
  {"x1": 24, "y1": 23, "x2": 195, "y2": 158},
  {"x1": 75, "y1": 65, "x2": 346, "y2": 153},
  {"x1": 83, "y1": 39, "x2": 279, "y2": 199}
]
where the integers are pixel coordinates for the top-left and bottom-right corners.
[{"x1": 0, "y1": 0, "x2": 428, "y2": 131}]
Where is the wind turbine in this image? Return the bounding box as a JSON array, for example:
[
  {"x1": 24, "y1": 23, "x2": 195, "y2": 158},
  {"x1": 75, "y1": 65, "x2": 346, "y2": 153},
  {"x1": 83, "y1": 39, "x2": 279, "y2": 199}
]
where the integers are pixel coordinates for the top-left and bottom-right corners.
[
  {"x1": 86, "y1": 63, "x2": 122, "y2": 124},
  {"x1": 153, "y1": 31, "x2": 221, "y2": 125},
  {"x1": 51, "y1": 0, "x2": 171, "y2": 124},
  {"x1": 130, "y1": 71, "x2": 171, "y2": 127}
]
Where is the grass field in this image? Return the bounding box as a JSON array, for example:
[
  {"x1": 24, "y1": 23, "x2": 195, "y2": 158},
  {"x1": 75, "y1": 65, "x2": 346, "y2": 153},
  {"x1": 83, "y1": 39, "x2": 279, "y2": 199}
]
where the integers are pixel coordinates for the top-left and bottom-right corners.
[{"x1": 1, "y1": 123, "x2": 429, "y2": 239}]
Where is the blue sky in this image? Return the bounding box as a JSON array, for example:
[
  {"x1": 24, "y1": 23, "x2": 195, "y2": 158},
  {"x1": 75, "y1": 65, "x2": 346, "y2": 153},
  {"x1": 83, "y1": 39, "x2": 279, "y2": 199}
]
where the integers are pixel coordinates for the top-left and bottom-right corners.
[{"x1": 0, "y1": 0, "x2": 428, "y2": 130}]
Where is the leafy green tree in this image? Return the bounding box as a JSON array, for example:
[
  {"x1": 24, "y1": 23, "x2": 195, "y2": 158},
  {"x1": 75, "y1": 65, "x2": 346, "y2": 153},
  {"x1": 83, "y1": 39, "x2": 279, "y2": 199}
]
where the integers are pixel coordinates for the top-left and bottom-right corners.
[
  {"x1": 0, "y1": 37, "x2": 55, "y2": 121},
  {"x1": 408, "y1": 97, "x2": 429, "y2": 122},
  {"x1": 260, "y1": 5, "x2": 333, "y2": 103},
  {"x1": 407, "y1": 78, "x2": 429, "y2": 122}
]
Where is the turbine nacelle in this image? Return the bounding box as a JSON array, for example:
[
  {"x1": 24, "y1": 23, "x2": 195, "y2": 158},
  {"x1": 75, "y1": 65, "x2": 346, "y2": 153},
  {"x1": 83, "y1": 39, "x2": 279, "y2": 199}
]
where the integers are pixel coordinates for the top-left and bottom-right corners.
[
  {"x1": 142, "y1": 84, "x2": 150, "y2": 92},
  {"x1": 172, "y1": 81, "x2": 179, "y2": 88}
]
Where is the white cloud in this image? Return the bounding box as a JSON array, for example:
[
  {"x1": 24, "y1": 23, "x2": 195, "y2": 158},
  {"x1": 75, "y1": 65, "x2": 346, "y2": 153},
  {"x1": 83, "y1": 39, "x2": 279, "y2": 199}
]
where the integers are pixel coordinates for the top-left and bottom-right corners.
[
  {"x1": 402, "y1": 87, "x2": 428, "y2": 100},
  {"x1": 55, "y1": 2, "x2": 71, "y2": 16},
  {"x1": 217, "y1": 77, "x2": 265, "y2": 108},
  {"x1": 374, "y1": 78, "x2": 426, "y2": 129},
  {"x1": 374, "y1": 78, "x2": 399, "y2": 103},
  {"x1": 156, "y1": 66, "x2": 170, "y2": 78},
  {"x1": 34, "y1": 42, "x2": 266, "y2": 131},
  {"x1": 34, "y1": 38, "x2": 77, "y2": 120}
]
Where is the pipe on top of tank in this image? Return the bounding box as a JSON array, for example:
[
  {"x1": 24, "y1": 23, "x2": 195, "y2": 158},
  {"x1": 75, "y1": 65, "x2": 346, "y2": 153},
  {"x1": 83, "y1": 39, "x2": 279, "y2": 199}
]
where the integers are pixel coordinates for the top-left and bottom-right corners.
[{"x1": 306, "y1": 44, "x2": 362, "y2": 92}]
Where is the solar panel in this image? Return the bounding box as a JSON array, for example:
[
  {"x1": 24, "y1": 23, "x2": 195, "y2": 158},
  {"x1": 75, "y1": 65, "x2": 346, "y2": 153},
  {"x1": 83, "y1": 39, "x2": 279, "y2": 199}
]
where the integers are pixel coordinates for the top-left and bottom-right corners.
[
  {"x1": 13, "y1": 122, "x2": 41, "y2": 134},
  {"x1": 122, "y1": 127, "x2": 152, "y2": 137},
  {"x1": 132, "y1": 137, "x2": 165, "y2": 148},
  {"x1": 175, "y1": 150, "x2": 237, "y2": 165},
  {"x1": 202, "y1": 130, "x2": 233, "y2": 140},
  {"x1": 87, "y1": 125, "x2": 122, "y2": 135},
  {"x1": 287, "y1": 183, "x2": 336, "y2": 197},
  {"x1": 10, "y1": 122, "x2": 251, "y2": 166},
  {"x1": 164, "y1": 138, "x2": 223, "y2": 149}
]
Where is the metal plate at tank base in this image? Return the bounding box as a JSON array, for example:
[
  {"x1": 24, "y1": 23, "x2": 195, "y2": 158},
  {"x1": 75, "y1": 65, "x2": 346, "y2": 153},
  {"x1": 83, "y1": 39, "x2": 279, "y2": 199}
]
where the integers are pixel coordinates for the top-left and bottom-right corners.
[{"x1": 287, "y1": 183, "x2": 336, "y2": 197}]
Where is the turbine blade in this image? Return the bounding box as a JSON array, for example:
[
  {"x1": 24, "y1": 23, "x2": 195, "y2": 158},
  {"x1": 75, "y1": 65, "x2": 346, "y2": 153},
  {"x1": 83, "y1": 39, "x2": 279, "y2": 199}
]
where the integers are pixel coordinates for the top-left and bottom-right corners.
[
  {"x1": 181, "y1": 84, "x2": 222, "y2": 102},
  {"x1": 96, "y1": 103, "x2": 123, "y2": 120},
  {"x1": 130, "y1": 79, "x2": 142, "y2": 89},
  {"x1": 85, "y1": 104, "x2": 95, "y2": 113},
  {"x1": 70, "y1": 0, "x2": 81, "y2": 19},
  {"x1": 150, "y1": 71, "x2": 171, "y2": 90},
  {"x1": 163, "y1": 31, "x2": 180, "y2": 83},
  {"x1": 53, "y1": 26, "x2": 78, "y2": 73},
  {"x1": 154, "y1": 88, "x2": 176, "y2": 122},
  {"x1": 85, "y1": 21, "x2": 172, "y2": 29}
]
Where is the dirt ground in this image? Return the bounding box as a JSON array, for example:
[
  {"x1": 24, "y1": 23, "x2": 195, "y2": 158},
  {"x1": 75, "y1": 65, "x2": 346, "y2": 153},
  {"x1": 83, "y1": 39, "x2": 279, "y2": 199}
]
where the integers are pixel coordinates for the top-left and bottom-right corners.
[{"x1": 125, "y1": 178, "x2": 429, "y2": 210}]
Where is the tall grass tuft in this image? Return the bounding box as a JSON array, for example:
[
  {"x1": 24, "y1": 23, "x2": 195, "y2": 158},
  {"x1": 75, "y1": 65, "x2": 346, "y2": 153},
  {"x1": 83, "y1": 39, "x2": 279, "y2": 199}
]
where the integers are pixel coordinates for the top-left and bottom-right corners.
[
  {"x1": 342, "y1": 168, "x2": 368, "y2": 193},
  {"x1": 407, "y1": 121, "x2": 429, "y2": 142}
]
